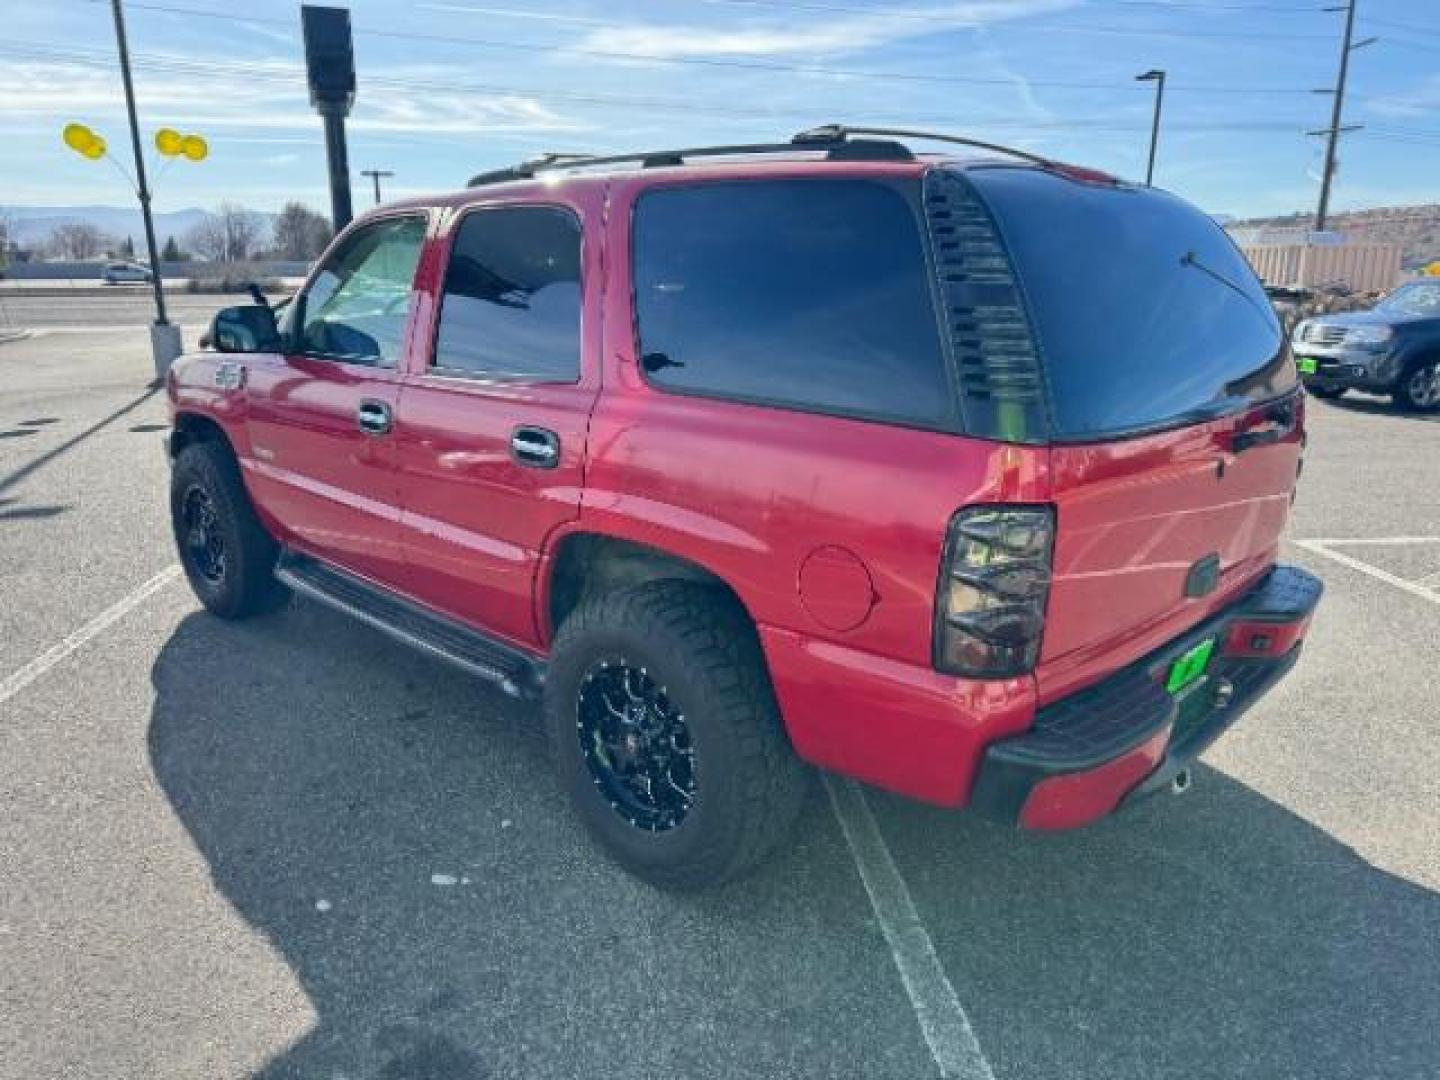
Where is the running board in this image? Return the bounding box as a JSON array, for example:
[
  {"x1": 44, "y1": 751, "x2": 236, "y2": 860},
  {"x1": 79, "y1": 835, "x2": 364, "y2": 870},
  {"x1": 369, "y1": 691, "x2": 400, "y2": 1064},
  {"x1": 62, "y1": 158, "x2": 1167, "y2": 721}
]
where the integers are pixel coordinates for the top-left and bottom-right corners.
[{"x1": 275, "y1": 551, "x2": 544, "y2": 699}]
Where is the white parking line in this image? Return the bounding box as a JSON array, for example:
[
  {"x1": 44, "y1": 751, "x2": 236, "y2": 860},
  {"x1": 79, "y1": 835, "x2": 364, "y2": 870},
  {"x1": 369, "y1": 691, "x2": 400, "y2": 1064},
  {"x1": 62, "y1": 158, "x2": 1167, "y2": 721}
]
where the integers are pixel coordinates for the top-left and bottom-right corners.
[
  {"x1": 0, "y1": 565, "x2": 181, "y2": 707},
  {"x1": 1302, "y1": 536, "x2": 1440, "y2": 547},
  {"x1": 824, "y1": 774, "x2": 995, "y2": 1080},
  {"x1": 1293, "y1": 539, "x2": 1440, "y2": 607},
  {"x1": 28, "y1": 325, "x2": 208, "y2": 335}
]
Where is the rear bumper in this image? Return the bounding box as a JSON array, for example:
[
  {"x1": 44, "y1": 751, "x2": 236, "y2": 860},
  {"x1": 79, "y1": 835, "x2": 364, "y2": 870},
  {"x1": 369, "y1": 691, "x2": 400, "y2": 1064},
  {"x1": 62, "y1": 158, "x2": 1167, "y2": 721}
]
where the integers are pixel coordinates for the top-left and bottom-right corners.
[{"x1": 968, "y1": 564, "x2": 1323, "y2": 829}]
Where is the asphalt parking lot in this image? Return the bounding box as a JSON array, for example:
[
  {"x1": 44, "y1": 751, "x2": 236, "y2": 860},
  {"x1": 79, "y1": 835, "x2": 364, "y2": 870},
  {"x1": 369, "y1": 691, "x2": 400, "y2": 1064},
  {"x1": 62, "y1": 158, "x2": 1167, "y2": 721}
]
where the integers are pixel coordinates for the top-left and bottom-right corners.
[{"x1": 1, "y1": 293, "x2": 1438, "y2": 1080}]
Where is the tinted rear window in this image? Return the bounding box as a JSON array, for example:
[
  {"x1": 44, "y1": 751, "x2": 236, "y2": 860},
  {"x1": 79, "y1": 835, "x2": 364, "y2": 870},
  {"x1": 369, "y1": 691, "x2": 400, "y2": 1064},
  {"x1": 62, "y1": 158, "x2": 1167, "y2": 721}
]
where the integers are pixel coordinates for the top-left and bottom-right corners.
[
  {"x1": 632, "y1": 179, "x2": 955, "y2": 428},
  {"x1": 433, "y1": 206, "x2": 581, "y2": 381},
  {"x1": 964, "y1": 168, "x2": 1294, "y2": 439}
]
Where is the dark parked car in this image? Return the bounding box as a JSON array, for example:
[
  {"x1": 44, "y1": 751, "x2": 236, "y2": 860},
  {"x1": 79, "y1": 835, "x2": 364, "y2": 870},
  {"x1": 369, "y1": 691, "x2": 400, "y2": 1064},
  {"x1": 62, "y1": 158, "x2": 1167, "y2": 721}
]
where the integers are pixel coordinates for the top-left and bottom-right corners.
[{"x1": 1293, "y1": 279, "x2": 1440, "y2": 411}]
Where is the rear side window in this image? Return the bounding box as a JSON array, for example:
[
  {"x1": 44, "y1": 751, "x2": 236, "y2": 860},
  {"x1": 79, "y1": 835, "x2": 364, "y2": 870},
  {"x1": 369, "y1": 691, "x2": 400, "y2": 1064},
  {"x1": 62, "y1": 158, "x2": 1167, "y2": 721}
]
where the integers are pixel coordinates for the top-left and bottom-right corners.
[
  {"x1": 962, "y1": 167, "x2": 1294, "y2": 440},
  {"x1": 433, "y1": 206, "x2": 581, "y2": 381},
  {"x1": 632, "y1": 180, "x2": 954, "y2": 428}
]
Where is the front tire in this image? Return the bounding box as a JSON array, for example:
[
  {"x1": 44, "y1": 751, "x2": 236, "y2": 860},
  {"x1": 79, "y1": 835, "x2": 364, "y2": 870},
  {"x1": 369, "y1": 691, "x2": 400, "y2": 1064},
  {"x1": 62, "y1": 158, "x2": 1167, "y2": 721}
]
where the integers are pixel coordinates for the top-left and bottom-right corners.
[
  {"x1": 545, "y1": 581, "x2": 809, "y2": 890},
  {"x1": 1394, "y1": 359, "x2": 1440, "y2": 412},
  {"x1": 170, "y1": 440, "x2": 287, "y2": 619},
  {"x1": 1304, "y1": 382, "x2": 1346, "y2": 400}
]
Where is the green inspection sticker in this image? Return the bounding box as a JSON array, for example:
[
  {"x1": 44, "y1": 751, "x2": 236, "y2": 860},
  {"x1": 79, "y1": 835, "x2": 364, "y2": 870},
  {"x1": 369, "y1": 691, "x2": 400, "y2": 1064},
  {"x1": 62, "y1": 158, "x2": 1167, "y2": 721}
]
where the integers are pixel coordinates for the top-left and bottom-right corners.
[
  {"x1": 1296, "y1": 356, "x2": 1319, "y2": 375},
  {"x1": 1166, "y1": 637, "x2": 1216, "y2": 695}
]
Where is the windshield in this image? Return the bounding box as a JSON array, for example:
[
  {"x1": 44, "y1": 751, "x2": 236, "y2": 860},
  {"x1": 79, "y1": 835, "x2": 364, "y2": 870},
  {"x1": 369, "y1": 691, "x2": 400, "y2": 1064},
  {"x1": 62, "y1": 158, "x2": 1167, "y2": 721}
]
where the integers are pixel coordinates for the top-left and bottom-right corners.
[
  {"x1": 961, "y1": 167, "x2": 1294, "y2": 440},
  {"x1": 1377, "y1": 281, "x2": 1440, "y2": 317}
]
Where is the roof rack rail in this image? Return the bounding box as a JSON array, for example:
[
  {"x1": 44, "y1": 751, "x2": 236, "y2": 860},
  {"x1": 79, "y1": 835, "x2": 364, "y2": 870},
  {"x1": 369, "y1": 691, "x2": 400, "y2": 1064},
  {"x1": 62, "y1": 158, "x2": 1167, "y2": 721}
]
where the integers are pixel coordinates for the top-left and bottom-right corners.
[
  {"x1": 466, "y1": 152, "x2": 597, "y2": 188},
  {"x1": 793, "y1": 124, "x2": 1058, "y2": 168},
  {"x1": 466, "y1": 134, "x2": 913, "y2": 187}
]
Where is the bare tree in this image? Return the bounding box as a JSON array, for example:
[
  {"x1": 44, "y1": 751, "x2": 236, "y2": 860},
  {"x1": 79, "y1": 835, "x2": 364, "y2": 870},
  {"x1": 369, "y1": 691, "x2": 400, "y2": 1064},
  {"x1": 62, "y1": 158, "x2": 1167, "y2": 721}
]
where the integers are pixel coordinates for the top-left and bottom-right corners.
[
  {"x1": 185, "y1": 203, "x2": 267, "y2": 264},
  {"x1": 271, "y1": 202, "x2": 331, "y2": 261},
  {"x1": 47, "y1": 221, "x2": 113, "y2": 260}
]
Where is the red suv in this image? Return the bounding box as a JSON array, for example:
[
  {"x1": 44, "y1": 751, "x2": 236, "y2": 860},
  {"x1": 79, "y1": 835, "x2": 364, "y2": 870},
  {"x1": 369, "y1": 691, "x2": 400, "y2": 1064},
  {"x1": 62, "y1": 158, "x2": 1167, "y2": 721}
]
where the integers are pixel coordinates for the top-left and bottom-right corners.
[{"x1": 168, "y1": 126, "x2": 1321, "y2": 888}]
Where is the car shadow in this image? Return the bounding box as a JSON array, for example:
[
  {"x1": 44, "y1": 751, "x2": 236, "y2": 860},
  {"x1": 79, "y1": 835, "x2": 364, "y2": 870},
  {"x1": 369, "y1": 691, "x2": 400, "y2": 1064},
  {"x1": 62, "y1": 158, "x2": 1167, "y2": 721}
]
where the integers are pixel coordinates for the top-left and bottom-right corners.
[
  {"x1": 147, "y1": 605, "x2": 938, "y2": 1080},
  {"x1": 1322, "y1": 392, "x2": 1440, "y2": 423},
  {"x1": 149, "y1": 606, "x2": 1440, "y2": 1079},
  {"x1": 864, "y1": 760, "x2": 1440, "y2": 1078}
]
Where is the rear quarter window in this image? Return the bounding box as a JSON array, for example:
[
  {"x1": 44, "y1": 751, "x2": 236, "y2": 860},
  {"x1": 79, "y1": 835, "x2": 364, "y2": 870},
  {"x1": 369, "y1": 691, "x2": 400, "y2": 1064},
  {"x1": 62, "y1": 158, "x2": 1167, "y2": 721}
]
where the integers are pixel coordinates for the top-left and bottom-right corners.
[
  {"x1": 631, "y1": 179, "x2": 956, "y2": 429},
  {"x1": 963, "y1": 167, "x2": 1295, "y2": 440}
]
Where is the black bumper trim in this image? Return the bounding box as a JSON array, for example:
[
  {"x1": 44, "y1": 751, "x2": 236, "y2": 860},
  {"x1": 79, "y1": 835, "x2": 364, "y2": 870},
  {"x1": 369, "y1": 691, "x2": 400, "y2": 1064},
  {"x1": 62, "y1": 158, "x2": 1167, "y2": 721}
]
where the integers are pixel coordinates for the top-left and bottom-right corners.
[{"x1": 968, "y1": 565, "x2": 1323, "y2": 825}]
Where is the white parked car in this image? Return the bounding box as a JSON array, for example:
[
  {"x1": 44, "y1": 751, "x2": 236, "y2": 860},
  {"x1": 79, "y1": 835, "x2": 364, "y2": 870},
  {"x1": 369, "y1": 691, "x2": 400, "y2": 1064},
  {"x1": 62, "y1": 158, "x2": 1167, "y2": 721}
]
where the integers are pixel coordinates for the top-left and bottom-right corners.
[{"x1": 102, "y1": 261, "x2": 153, "y2": 284}]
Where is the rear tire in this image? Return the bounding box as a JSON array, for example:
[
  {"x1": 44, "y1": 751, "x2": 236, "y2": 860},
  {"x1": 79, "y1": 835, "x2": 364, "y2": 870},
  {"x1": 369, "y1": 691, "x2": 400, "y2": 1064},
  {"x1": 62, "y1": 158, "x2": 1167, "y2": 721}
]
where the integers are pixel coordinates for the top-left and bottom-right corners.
[
  {"x1": 1394, "y1": 358, "x2": 1440, "y2": 412},
  {"x1": 545, "y1": 580, "x2": 809, "y2": 890},
  {"x1": 170, "y1": 441, "x2": 287, "y2": 619}
]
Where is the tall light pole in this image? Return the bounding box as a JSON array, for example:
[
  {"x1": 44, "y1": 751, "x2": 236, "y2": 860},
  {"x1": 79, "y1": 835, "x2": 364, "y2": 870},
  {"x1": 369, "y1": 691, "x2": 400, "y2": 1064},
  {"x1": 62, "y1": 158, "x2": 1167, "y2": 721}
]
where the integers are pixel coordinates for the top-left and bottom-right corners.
[
  {"x1": 361, "y1": 168, "x2": 394, "y2": 205},
  {"x1": 1136, "y1": 69, "x2": 1166, "y2": 186},
  {"x1": 110, "y1": 0, "x2": 182, "y2": 373},
  {"x1": 1313, "y1": 0, "x2": 1375, "y2": 232}
]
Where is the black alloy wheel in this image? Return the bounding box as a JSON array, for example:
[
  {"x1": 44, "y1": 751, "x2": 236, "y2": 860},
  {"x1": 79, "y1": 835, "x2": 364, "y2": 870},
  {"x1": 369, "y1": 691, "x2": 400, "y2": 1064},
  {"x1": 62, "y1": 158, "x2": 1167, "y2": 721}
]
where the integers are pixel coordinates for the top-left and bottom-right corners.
[{"x1": 576, "y1": 659, "x2": 696, "y2": 832}]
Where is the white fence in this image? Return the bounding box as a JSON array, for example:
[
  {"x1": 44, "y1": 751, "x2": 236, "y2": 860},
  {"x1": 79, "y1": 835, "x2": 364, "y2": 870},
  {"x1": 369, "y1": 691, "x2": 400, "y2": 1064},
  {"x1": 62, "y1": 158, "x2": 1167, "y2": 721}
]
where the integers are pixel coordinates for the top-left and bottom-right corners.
[{"x1": 1241, "y1": 244, "x2": 1403, "y2": 293}]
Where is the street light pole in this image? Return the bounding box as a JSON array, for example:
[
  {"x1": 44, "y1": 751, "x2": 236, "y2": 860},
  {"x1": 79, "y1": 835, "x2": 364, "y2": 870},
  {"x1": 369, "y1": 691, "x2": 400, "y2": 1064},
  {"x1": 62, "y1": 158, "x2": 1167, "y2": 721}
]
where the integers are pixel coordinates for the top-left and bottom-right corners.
[
  {"x1": 361, "y1": 168, "x2": 394, "y2": 205},
  {"x1": 110, "y1": 0, "x2": 167, "y2": 327},
  {"x1": 1136, "y1": 69, "x2": 1166, "y2": 186}
]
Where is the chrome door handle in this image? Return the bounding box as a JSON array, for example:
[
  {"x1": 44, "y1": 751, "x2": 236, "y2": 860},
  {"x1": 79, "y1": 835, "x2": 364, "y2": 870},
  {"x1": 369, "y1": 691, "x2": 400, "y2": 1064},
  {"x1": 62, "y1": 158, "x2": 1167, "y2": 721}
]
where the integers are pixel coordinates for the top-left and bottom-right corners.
[
  {"x1": 510, "y1": 426, "x2": 560, "y2": 468},
  {"x1": 357, "y1": 399, "x2": 393, "y2": 436}
]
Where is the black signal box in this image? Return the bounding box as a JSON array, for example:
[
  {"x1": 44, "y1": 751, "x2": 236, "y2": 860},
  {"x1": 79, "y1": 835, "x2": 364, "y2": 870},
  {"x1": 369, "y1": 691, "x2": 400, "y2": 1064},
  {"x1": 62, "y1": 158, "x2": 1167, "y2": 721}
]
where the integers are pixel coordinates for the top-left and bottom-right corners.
[{"x1": 302, "y1": 5, "x2": 355, "y2": 114}]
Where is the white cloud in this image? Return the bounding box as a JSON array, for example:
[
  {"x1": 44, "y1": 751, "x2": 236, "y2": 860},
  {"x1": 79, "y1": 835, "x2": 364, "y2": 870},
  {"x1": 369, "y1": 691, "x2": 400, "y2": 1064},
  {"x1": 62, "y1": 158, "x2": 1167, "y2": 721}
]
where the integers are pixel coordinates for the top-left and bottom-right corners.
[
  {"x1": 1363, "y1": 75, "x2": 1440, "y2": 120},
  {"x1": 0, "y1": 59, "x2": 581, "y2": 137},
  {"x1": 578, "y1": 0, "x2": 1081, "y2": 59}
]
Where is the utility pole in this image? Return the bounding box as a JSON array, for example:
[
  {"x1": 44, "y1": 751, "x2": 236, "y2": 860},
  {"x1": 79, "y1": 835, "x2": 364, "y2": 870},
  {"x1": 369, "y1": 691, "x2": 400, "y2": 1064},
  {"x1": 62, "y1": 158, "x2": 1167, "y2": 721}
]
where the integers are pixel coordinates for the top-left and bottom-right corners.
[
  {"x1": 1135, "y1": 69, "x2": 1166, "y2": 186},
  {"x1": 361, "y1": 168, "x2": 394, "y2": 205},
  {"x1": 110, "y1": 0, "x2": 181, "y2": 374},
  {"x1": 1313, "y1": 0, "x2": 1375, "y2": 232}
]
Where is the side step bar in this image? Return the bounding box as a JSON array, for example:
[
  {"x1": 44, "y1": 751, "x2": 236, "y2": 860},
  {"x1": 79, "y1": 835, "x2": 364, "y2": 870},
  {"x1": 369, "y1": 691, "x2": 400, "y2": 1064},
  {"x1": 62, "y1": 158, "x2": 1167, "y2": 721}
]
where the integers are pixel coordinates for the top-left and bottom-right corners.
[{"x1": 275, "y1": 551, "x2": 544, "y2": 699}]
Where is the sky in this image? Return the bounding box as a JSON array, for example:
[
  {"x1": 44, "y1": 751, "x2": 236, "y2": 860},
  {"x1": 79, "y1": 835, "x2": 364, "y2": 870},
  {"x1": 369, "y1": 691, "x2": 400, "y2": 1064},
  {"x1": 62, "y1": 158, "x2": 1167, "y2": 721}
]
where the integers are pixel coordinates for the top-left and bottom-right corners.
[{"x1": 2, "y1": 0, "x2": 1438, "y2": 220}]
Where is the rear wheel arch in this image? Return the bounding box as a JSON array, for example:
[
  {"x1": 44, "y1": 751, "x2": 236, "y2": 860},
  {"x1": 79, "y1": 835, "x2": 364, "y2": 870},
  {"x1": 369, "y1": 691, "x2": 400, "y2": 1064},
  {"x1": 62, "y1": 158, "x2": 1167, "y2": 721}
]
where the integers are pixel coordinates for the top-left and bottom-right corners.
[{"x1": 542, "y1": 532, "x2": 759, "y2": 646}]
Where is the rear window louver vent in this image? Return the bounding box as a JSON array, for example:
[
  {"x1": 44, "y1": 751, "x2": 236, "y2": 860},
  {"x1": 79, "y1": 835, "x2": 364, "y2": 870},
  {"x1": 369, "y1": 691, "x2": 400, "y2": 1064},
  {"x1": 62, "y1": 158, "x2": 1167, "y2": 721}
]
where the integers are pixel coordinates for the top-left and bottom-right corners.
[{"x1": 923, "y1": 168, "x2": 1050, "y2": 444}]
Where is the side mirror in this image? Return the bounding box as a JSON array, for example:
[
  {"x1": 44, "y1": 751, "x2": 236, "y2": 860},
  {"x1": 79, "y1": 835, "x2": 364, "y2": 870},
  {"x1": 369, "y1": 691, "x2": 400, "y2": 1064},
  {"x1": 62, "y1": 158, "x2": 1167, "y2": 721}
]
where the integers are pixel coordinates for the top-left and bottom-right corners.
[{"x1": 209, "y1": 304, "x2": 281, "y2": 353}]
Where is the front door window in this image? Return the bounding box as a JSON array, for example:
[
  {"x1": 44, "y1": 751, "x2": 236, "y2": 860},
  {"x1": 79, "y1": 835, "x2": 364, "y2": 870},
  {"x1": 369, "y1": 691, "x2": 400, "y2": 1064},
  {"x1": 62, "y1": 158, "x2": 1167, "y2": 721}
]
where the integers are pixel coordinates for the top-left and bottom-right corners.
[{"x1": 293, "y1": 215, "x2": 427, "y2": 367}]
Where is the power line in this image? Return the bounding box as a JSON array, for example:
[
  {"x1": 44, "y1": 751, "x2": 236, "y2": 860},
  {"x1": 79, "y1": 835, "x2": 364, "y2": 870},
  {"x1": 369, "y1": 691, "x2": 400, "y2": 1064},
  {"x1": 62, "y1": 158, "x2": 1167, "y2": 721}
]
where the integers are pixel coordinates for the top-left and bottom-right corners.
[
  {"x1": 1102, "y1": 0, "x2": 1326, "y2": 10},
  {"x1": 1, "y1": 41, "x2": 1341, "y2": 138},
  {"x1": 1362, "y1": 16, "x2": 1440, "y2": 39},
  {"x1": 71, "y1": 0, "x2": 1337, "y2": 86},
  {"x1": 697, "y1": 0, "x2": 1329, "y2": 20}
]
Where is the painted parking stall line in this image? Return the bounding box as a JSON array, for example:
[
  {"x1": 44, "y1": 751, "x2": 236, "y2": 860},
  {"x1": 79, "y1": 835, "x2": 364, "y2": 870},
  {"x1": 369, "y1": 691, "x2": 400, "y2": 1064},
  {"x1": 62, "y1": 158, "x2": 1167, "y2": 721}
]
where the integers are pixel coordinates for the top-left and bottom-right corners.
[
  {"x1": 0, "y1": 565, "x2": 182, "y2": 707},
  {"x1": 824, "y1": 774, "x2": 995, "y2": 1080},
  {"x1": 1293, "y1": 537, "x2": 1440, "y2": 607}
]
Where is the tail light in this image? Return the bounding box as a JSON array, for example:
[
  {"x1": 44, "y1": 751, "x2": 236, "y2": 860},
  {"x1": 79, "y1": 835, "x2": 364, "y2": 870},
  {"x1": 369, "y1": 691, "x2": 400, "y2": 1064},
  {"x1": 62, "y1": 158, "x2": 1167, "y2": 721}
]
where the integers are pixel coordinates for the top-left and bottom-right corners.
[{"x1": 933, "y1": 506, "x2": 1055, "y2": 678}]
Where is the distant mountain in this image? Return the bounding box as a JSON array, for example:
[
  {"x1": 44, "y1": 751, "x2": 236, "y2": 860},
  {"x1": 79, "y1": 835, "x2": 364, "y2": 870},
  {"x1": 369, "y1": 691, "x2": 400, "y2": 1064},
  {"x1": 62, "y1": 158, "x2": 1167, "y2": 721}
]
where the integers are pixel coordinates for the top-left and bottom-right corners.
[
  {"x1": 2, "y1": 205, "x2": 267, "y2": 250},
  {"x1": 1227, "y1": 204, "x2": 1440, "y2": 269}
]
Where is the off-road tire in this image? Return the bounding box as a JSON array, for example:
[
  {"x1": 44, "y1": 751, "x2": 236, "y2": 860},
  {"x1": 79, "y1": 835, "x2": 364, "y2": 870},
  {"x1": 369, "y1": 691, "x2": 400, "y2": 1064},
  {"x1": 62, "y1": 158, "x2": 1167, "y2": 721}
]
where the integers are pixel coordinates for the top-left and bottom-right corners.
[
  {"x1": 545, "y1": 580, "x2": 809, "y2": 890},
  {"x1": 170, "y1": 440, "x2": 287, "y2": 619}
]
